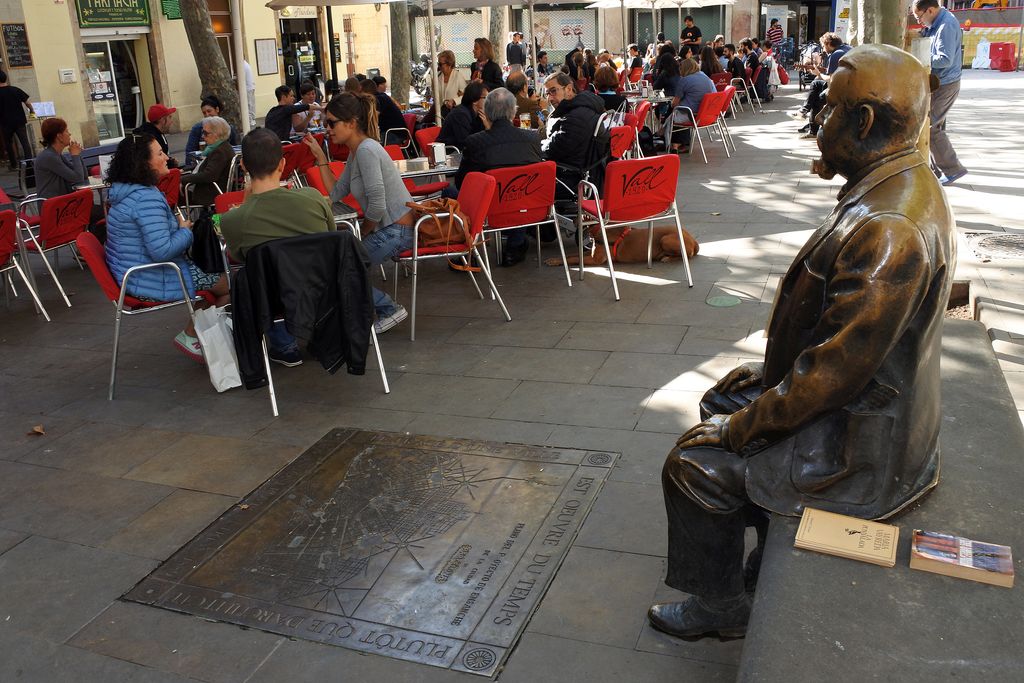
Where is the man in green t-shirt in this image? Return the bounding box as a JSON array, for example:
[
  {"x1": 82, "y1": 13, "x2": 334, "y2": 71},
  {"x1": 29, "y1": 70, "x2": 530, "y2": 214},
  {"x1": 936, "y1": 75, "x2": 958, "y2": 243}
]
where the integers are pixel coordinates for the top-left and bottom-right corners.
[{"x1": 220, "y1": 127, "x2": 334, "y2": 367}]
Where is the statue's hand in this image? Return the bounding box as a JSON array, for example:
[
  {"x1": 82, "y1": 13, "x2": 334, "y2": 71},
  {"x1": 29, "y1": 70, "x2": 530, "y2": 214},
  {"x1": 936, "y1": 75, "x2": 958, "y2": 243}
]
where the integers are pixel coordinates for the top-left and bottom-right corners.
[
  {"x1": 676, "y1": 414, "x2": 730, "y2": 451},
  {"x1": 712, "y1": 362, "x2": 764, "y2": 396}
]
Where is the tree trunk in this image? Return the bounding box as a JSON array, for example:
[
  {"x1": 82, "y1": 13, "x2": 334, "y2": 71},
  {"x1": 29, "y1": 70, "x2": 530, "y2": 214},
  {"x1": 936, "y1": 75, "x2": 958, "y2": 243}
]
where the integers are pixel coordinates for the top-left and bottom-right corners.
[
  {"x1": 489, "y1": 7, "x2": 506, "y2": 60},
  {"x1": 855, "y1": 0, "x2": 876, "y2": 45},
  {"x1": 179, "y1": 0, "x2": 241, "y2": 131},
  {"x1": 876, "y1": 0, "x2": 912, "y2": 48},
  {"x1": 390, "y1": 1, "x2": 412, "y2": 107}
]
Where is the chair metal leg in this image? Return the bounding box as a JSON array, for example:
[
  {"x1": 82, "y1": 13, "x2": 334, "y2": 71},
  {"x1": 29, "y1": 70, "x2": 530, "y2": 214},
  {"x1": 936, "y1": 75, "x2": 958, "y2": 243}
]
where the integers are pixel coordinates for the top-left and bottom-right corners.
[
  {"x1": 109, "y1": 305, "x2": 123, "y2": 400},
  {"x1": 718, "y1": 123, "x2": 731, "y2": 158},
  {"x1": 462, "y1": 254, "x2": 485, "y2": 299},
  {"x1": 554, "y1": 226, "x2": 572, "y2": 288},
  {"x1": 597, "y1": 221, "x2": 620, "y2": 301},
  {"x1": 674, "y1": 210, "x2": 694, "y2": 288},
  {"x1": 647, "y1": 225, "x2": 655, "y2": 269},
  {"x1": 260, "y1": 335, "x2": 279, "y2": 417},
  {"x1": 409, "y1": 254, "x2": 418, "y2": 341},
  {"x1": 535, "y1": 226, "x2": 542, "y2": 268},
  {"x1": 694, "y1": 128, "x2": 708, "y2": 164},
  {"x1": 576, "y1": 209, "x2": 586, "y2": 282},
  {"x1": 393, "y1": 261, "x2": 400, "y2": 301},
  {"x1": 35, "y1": 247, "x2": 72, "y2": 307},
  {"x1": 473, "y1": 246, "x2": 511, "y2": 322},
  {"x1": 368, "y1": 327, "x2": 390, "y2": 394},
  {"x1": 12, "y1": 261, "x2": 49, "y2": 322}
]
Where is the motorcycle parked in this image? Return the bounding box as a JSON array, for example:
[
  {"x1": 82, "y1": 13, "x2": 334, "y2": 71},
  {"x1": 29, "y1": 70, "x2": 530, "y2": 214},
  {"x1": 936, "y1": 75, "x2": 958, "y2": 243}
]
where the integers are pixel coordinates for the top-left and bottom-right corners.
[{"x1": 411, "y1": 53, "x2": 432, "y2": 98}]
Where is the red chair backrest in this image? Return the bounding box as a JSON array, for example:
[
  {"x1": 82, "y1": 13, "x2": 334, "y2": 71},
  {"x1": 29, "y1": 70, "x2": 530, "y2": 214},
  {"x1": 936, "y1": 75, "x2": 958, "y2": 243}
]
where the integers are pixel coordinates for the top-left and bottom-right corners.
[
  {"x1": 455, "y1": 172, "x2": 496, "y2": 240},
  {"x1": 710, "y1": 72, "x2": 731, "y2": 88},
  {"x1": 305, "y1": 162, "x2": 345, "y2": 196},
  {"x1": 303, "y1": 163, "x2": 364, "y2": 214},
  {"x1": 328, "y1": 141, "x2": 349, "y2": 161},
  {"x1": 76, "y1": 231, "x2": 124, "y2": 304},
  {"x1": 484, "y1": 161, "x2": 556, "y2": 229},
  {"x1": 157, "y1": 167, "x2": 181, "y2": 208},
  {"x1": 609, "y1": 126, "x2": 636, "y2": 160},
  {"x1": 693, "y1": 92, "x2": 725, "y2": 127},
  {"x1": 281, "y1": 142, "x2": 315, "y2": 178},
  {"x1": 0, "y1": 209, "x2": 16, "y2": 265},
  {"x1": 575, "y1": 78, "x2": 589, "y2": 93},
  {"x1": 601, "y1": 154, "x2": 679, "y2": 223},
  {"x1": 214, "y1": 190, "x2": 246, "y2": 215},
  {"x1": 414, "y1": 126, "x2": 440, "y2": 152},
  {"x1": 38, "y1": 188, "x2": 93, "y2": 248},
  {"x1": 383, "y1": 144, "x2": 405, "y2": 161},
  {"x1": 403, "y1": 112, "x2": 417, "y2": 137},
  {"x1": 751, "y1": 66, "x2": 763, "y2": 88},
  {"x1": 719, "y1": 86, "x2": 737, "y2": 115},
  {"x1": 632, "y1": 101, "x2": 651, "y2": 131},
  {"x1": 628, "y1": 67, "x2": 643, "y2": 83}
]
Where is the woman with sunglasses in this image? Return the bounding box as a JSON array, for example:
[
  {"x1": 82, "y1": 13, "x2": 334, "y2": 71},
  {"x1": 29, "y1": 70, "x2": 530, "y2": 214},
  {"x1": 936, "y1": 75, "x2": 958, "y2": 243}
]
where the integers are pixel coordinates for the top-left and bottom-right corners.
[
  {"x1": 302, "y1": 92, "x2": 414, "y2": 334},
  {"x1": 184, "y1": 95, "x2": 238, "y2": 163},
  {"x1": 105, "y1": 133, "x2": 229, "y2": 362},
  {"x1": 179, "y1": 115, "x2": 234, "y2": 209},
  {"x1": 436, "y1": 49, "x2": 467, "y2": 115}
]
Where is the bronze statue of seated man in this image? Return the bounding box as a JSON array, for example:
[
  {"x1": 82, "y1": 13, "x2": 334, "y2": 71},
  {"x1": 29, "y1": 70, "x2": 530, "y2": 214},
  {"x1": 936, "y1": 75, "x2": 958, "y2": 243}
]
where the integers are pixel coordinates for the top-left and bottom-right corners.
[{"x1": 649, "y1": 44, "x2": 957, "y2": 640}]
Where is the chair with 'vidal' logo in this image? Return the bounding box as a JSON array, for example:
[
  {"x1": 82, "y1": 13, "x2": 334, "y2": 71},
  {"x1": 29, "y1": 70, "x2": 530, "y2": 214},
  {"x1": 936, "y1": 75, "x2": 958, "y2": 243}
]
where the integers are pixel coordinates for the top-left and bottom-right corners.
[
  {"x1": 576, "y1": 154, "x2": 693, "y2": 300},
  {"x1": 482, "y1": 161, "x2": 571, "y2": 289}
]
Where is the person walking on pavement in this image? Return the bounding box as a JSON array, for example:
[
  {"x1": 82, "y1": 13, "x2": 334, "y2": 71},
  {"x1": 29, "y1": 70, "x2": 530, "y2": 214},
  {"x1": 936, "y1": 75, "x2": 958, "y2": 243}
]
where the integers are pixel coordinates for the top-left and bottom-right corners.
[
  {"x1": 506, "y1": 32, "x2": 527, "y2": 73},
  {"x1": 915, "y1": 0, "x2": 968, "y2": 186}
]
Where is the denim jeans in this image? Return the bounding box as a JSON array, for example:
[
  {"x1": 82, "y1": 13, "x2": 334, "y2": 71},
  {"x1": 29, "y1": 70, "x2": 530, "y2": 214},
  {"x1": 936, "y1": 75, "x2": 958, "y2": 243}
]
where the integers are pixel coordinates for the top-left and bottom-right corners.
[
  {"x1": 361, "y1": 223, "x2": 413, "y2": 317},
  {"x1": 266, "y1": 321, "x2": 298, "y2": 354}
]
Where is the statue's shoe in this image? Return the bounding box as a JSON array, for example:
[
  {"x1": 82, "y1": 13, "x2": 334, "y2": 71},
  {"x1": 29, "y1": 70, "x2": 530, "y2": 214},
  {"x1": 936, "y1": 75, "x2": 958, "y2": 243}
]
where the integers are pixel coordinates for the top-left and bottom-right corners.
[{"x1": 647, "y1": 595, "x2": 751, "y2": 640}]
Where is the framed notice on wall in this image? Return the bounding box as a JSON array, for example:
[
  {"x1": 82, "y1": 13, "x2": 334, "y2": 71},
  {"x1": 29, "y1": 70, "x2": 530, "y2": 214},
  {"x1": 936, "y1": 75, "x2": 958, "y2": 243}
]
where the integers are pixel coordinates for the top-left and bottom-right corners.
[
  {"x1": 255, "y1": 38, "x2": 279, "y2": 76},
  {"x1": 1, "y1": 23, "x2": 33, "y2": 69}
]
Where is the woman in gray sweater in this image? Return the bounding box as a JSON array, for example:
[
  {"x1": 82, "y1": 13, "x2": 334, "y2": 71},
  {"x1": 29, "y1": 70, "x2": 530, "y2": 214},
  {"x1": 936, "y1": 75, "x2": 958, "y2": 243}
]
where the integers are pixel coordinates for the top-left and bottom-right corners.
[
  {"x1": 304, "y1": 91, "x2": 414, "y2": 334},
  {"x1": 34, "y1": 118, "x2": 87, "y2": 198}
]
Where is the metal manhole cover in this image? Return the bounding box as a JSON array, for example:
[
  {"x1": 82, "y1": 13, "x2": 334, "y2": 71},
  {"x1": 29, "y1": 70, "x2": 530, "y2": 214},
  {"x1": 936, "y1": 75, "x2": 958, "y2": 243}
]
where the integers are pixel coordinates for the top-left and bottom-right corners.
[
  {"x1": 124, "y1": 429, "x2": 617, "y2": 677},
  {"x1": 970, "y1": 233, "x2": 1024, "y2": 260}
]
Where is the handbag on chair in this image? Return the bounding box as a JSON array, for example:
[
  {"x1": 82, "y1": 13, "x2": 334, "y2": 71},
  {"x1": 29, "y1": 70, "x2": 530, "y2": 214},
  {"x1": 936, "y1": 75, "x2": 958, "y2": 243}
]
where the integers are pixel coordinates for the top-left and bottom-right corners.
[
  {"x1": 188, "y1": 208, "x2": 224, "y2": 274},
  {"x1": 405, "y1": 197, "x2": 479, "y2": 272}
]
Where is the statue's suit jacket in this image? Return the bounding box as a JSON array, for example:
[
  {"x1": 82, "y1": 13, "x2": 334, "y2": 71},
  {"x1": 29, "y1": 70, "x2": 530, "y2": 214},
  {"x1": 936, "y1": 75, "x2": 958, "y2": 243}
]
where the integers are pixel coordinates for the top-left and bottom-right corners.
[{"x1": 729, "y1": 150, "x2": 956, "y2": 520}]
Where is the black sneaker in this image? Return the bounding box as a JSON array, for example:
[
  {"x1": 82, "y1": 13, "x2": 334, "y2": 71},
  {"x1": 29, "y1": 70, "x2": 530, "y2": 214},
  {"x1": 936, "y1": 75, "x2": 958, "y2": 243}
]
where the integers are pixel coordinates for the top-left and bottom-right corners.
[{"x1": 269, "y1": 348, "x2": 303, "y2": 367}]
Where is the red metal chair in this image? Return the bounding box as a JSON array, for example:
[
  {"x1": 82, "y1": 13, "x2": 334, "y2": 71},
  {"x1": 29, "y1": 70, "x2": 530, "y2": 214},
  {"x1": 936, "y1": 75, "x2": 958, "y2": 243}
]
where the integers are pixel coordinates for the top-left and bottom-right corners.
[
  {"x1": 628, "y1": 67, "x2": 644, "y2": 84},
  {"x1": 75, "y1": 231, "x2": 215, "y2": 400},
  {"x1": 156, "y1": 167, "x2": 181, "y2": 211},
  {"x1": 414, "y1": 125, "x2": 441, "y2": 154},
  {"x1": 710, "y1": 72, "x2": 732, "y2": 91},
  {"x1": 392, "y1": 172, "x2": 508, "y2": 340},
  {"x1": 1, "y1": 209, "x2": 49, "y2": 320},
  {"x1": 576, "y1": 154, "x2": 693, "y2": 300},
  {"x1": 383, "y1": 144, "x2": 449, "y2": 198},
  {"x1": 482, "y1": 161, "x2": 570, "y2": 287},
  {"x1": 717, "y1": 86, "x2": 739, "y2": 152},
  {"x1": 18, "y1": 188, "x2": 94, "y2": 307},
  {"x1": 327, "y1": 141, "x2": 349, "y2": 162},
  {"x1": 281, "y1": 142, "x2": 316, "y2": 186},
  {"x1": 213, "y1": 190, "x2": 246, "y2": 215},
  {"x1": 731, "y1": 67, "x2": 762, "y2": 113},
  {"x1": 668, "y1": 91, "x2": 731, "y2": 164},
  {"x1": 610, "y1": 125, "x2": 636, "y2": 160}
]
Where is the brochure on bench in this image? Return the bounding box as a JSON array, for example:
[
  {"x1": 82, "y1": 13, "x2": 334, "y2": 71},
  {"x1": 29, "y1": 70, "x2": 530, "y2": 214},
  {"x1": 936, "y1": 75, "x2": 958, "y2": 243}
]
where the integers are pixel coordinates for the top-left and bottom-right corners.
[
  {"x1": 793, "y1": 507, "x2": 899, "y2": 567},
  {"x1": 909, "y1": 529, "x2": 1014, "y2": 588}
]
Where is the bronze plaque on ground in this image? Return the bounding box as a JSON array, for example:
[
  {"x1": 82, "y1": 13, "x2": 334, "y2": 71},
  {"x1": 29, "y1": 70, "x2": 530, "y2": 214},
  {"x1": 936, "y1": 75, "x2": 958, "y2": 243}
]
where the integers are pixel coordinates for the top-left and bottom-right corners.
[{"x1": 124, "y1": 429, "x2": 617, "y2": 676}]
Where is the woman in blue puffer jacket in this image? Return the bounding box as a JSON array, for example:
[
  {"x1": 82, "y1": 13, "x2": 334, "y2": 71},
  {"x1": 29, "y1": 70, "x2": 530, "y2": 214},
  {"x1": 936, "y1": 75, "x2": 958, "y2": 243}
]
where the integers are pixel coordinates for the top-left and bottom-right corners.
[{"x1": 105, "y1": 133, "x2": 228, "y2": 363}]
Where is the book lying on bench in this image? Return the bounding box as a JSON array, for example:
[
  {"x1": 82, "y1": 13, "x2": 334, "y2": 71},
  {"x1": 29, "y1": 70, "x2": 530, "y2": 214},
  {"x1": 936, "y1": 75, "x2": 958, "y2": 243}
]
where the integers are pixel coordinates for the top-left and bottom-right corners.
[
  {"x1": 909, "y1": 530, "x2": 1014, "y2": 588},
  {"x1": 794, "y1": 507, "x2": 899, "y2": 567}
]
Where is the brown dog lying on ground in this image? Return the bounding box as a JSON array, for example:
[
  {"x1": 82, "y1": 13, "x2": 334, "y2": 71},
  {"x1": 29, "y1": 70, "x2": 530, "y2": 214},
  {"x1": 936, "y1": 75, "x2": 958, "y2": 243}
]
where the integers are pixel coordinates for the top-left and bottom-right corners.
[{"x1": 544, "y1": 226, "x2": 699, "y2": 267}]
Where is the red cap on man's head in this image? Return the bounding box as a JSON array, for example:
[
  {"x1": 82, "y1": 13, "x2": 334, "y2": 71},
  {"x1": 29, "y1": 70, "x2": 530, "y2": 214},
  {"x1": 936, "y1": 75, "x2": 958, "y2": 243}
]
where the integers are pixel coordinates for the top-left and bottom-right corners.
[{"x1": 147, "y1": 104, "x2": 177, "y2": 123}]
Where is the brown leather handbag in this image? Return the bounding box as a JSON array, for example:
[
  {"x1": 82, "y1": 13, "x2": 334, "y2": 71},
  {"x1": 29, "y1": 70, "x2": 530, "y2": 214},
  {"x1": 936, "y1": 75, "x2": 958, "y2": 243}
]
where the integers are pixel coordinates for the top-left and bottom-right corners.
[{"x1": 405, "y1": 198, "x2": 480, "y2": 271}]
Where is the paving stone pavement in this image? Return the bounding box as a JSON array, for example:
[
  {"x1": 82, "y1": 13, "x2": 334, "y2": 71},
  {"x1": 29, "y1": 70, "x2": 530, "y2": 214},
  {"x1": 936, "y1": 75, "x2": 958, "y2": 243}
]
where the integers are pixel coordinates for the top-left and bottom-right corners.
[{"x1": 1, "y1": 70, "x2": 1022, "y2": 682}]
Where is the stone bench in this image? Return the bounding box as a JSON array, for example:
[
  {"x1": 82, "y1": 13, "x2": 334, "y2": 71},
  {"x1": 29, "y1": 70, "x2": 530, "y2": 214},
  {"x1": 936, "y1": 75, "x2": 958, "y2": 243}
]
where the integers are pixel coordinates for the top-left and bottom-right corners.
[{"x1": 737, "y1": 319, "x2": 1024, "y2": 681}]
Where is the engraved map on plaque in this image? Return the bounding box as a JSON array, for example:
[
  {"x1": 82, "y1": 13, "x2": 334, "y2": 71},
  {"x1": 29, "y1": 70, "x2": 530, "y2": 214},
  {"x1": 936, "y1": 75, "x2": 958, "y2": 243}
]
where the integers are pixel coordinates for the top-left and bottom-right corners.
[{"x1": 124, "y1": 430, "x2": 617, "y2": 677}]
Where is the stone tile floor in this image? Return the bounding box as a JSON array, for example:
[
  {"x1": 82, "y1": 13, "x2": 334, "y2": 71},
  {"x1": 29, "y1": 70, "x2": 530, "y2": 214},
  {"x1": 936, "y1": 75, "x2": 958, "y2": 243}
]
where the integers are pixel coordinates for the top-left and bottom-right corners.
[{"x1": 1, "y1": 70, "x2": 1021, "y2": 682}]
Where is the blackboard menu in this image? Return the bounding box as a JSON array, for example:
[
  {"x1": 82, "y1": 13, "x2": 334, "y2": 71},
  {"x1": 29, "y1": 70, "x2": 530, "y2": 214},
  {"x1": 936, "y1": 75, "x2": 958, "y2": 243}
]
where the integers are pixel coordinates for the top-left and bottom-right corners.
[{"x1": 1, "y1": 24, "x2": 32, "y2": 69}]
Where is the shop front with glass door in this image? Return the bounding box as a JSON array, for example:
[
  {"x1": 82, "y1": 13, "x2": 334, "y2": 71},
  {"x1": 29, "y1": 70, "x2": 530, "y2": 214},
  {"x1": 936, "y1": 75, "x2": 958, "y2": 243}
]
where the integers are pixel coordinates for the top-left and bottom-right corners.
[
  {"x1": 281, "y1": 18, "x2": 324, "y2": 92},
  {"x1": 83, "y1": 39, "x2": 143, "y2": 143}
]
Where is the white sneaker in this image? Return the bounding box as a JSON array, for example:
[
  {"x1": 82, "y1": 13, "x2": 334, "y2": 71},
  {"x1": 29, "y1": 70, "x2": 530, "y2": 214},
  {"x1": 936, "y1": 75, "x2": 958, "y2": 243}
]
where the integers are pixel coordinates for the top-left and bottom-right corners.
[
  {"x1": 374, "y1": 305, "x2": 408, "y2": 334},
  {"x1": 174, "y1": 330, "x2": 205, "y2": 364}
]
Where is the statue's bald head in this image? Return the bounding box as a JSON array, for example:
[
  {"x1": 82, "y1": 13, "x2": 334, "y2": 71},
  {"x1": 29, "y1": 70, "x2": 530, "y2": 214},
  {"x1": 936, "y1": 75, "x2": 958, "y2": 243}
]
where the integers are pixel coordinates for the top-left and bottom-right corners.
[
  {"x1": 835, "y1": 44, "x2": 930, "y2": 148},
  {"x1": 814, "y1": 44, "x2": 932, "y2": 179}
]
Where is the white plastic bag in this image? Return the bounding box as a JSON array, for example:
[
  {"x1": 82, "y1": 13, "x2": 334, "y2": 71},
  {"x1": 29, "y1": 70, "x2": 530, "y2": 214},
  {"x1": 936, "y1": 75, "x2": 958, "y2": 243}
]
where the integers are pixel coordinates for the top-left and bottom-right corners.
[{"x1": 194, "y1": 305, "x2": 242, "y2": 392}]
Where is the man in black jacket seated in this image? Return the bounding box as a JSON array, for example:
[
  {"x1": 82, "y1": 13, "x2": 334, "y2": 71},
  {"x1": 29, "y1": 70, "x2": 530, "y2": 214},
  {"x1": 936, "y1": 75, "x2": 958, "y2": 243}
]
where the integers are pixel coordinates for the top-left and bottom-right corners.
[
  {"x1": 541, "y1": 72, "x2": 607, "y2": 200},
  {"x1": 453, "y1": 87, "x2": 543, "y2": 266}
]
